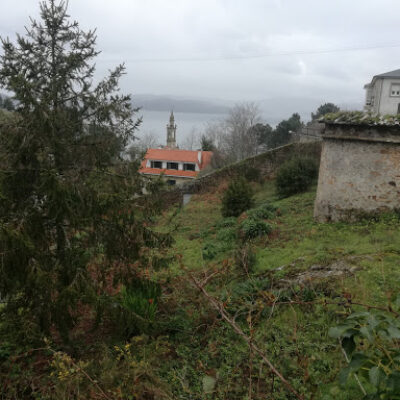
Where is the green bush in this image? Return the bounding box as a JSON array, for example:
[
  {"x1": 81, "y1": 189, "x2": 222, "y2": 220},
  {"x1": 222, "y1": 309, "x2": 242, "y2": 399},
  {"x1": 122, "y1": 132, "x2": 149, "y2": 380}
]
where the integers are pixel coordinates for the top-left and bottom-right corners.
[
  {"x1": 216, "y1": 217, "x2": 238, "y2": 228},
  {"x1": 216, "y1": 227, "x2": 237, "y2": 243},
  {"x1": 329, "y1": 304, "x2": 400, "y2": 399},
  {"x1": 202, "y1": 242, "x2": 218, "y2": 260},
  {"x1": 239, "y1": 218, "x2": 272, "y2": 240},
  {"x1": 221, "y1": 177, "x2": 254, "y2": 218},
  {"x1": 275, "y1": 157, "x2": 318, "y2": 198},
  {"x1": 247, "y1": 202, "x2": 278, "y2": 220}
]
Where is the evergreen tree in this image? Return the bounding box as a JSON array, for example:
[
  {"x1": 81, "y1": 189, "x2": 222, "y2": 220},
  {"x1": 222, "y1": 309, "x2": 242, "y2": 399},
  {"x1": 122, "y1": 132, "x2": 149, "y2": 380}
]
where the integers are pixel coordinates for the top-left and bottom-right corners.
[
  {"x1": 268, "y1": 113, "x2": 303, "y2": 149},
  {"x1": 0, "y1": 0, "x2": 165, "y2": 343},
  {"x1": 221, "y1": 177, "x2": 254, "y2": 217},
  {"x1": 311, "y1": 102, "x2": 340, "y2": 120},
  {"x1": 200, "y1": 135, "x2": 214, "y2": 151}
]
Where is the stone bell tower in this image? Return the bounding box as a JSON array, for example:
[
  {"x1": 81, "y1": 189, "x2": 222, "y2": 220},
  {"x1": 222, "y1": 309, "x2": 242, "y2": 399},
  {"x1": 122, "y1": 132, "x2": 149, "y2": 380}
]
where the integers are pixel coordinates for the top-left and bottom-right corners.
[{"x1": 166, "y1": 111, "x2": 177, "y2": 149}]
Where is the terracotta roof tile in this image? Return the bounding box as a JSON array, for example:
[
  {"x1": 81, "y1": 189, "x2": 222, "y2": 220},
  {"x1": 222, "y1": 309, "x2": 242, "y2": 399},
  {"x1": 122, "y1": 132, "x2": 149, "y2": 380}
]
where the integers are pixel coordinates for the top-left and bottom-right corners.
[
  {"x1": 144, "y1": 148, "x2": 213, "y2": 164},
  {"x1": 140, "y1": 148, "x2": 213, "y2": 179}
]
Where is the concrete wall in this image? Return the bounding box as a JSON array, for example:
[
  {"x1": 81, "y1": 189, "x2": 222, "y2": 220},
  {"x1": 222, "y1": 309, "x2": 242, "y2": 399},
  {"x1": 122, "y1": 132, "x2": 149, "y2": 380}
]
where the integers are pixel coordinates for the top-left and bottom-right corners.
[{"x1": 314, "y1": 125, "x2": 400, "y2": 221}]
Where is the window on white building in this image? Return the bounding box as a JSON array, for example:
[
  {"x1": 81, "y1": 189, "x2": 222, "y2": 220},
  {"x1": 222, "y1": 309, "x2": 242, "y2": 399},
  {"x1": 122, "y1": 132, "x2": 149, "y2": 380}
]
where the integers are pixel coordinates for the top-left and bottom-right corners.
[
  {"x1": 167, "y1": 162, "x2": 178, "y2": 170},
  {"x1": 390, "y1": 84, "x2": 400, "y2": 97},
  {"x1": 151, "y1": 161, "x2": 162, "y2": 168},
  {"x1": 183, "y1": 163, "x2": 196, "y2": 171}
]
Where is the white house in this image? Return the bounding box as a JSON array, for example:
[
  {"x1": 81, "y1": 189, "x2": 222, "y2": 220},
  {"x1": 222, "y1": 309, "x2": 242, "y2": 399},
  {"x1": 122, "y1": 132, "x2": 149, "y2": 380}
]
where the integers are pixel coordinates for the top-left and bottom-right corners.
[
  {"x1": 364, "y1": 69, "x2": 400, "y2": 115},
  {"x1": 139, "y1": 112, "x2": 213, "y2": 185}
]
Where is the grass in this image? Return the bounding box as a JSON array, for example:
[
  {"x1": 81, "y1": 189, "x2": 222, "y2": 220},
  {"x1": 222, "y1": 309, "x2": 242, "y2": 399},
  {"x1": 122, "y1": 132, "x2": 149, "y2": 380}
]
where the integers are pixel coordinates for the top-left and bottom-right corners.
[
  {"x1": 152, "y1": 177, "x2": 400, "y2": 399},
  {"x1": 6, "y1": 177, "x2": 400, "y2": 399}
]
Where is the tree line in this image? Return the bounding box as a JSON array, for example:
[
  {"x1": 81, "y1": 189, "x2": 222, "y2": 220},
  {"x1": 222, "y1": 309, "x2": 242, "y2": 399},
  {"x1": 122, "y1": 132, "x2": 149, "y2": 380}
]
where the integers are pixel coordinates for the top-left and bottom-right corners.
[{"x1": 199, "y1": 101, "x2": 339, "y2": 168}]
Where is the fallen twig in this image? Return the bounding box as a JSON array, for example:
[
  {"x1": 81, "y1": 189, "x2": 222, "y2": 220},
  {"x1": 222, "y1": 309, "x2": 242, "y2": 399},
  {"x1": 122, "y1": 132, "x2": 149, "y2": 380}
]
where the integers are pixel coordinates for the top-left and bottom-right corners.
[{"x1": 187, "y1": 271, "x2": 305, "y2": 400}]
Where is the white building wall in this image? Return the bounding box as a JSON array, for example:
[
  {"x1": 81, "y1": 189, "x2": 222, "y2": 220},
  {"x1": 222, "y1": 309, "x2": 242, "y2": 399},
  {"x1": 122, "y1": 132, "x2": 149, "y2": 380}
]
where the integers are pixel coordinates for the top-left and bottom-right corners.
[
  {"x1": 366, "y1": 78, "x2": 400, "y2": 115},
  {"x1": 377, "y1": 79, "x2": 400, "y2": 115}
]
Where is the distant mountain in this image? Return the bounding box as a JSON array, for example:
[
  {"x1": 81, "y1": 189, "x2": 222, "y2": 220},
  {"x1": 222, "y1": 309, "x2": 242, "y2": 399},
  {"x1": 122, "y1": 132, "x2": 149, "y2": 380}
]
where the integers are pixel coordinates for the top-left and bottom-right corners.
[
  {"x1": 132, "y1": 94, "x2": 364, "y2": 127},
  {"x1": 132, "y1": 94, "x2": 230, "y2": 115}
]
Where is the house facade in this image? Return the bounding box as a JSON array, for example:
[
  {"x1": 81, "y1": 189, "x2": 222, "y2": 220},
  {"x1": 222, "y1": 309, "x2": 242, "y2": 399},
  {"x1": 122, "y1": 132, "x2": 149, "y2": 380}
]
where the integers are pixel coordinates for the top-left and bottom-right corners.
[
  {"x1": 364, "y1": 69, "x2": 400, "y2": 115},
  {"x1": 140, "y1": 112, "x2": 213, "y2": 185}
]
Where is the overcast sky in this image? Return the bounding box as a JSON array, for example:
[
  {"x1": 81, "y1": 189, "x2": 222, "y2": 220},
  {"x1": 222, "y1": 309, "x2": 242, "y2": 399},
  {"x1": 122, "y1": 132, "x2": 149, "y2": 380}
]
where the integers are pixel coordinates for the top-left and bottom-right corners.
[{"x1": 1, "y1": 0, "x2": 400, "y2": 107}]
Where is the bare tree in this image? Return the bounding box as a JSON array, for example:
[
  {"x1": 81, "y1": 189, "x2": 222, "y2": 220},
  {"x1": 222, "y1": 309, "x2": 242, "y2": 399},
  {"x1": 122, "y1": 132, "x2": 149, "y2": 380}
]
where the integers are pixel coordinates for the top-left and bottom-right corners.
[
  {"x1": 225, "y1": 102, "x2": 261, "y2": 161},
  {"x1": 127, "y1": 131, "x2": 160, "y2": 161},
  {"x1": 203, "y1": 102, "x2": 262, "y2": 165},
  {"x1": 180, "y1": 127, "x2": 200, "y2": 150}
]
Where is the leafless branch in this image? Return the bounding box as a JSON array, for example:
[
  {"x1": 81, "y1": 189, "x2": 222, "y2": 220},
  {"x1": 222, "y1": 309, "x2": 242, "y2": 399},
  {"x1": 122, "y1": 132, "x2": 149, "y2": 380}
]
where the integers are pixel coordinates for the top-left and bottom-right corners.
[{"x1": 187, "y1": 271, "x2": 305, "y2": 400}]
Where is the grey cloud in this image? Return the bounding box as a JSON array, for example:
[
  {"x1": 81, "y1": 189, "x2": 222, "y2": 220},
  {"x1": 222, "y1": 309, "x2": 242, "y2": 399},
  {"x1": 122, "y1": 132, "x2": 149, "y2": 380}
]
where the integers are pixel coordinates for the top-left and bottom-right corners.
[{"x1": 1, "y1": 0, "x2": 400, "y2": 114}]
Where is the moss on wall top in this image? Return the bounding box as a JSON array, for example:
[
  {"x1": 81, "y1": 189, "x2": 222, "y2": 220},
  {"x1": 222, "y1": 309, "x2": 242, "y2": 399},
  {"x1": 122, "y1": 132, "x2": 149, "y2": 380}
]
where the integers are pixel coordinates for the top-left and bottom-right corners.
[{"x1": 321, "y1": 111, "x2": 400, "y2": 127}]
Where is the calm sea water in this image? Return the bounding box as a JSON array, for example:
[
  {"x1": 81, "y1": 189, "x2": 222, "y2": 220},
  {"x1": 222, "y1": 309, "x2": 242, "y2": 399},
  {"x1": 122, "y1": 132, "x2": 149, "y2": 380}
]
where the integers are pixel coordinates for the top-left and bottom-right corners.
[{"x1": 135, "y1": 110, "x2": 226, "y2": 146}]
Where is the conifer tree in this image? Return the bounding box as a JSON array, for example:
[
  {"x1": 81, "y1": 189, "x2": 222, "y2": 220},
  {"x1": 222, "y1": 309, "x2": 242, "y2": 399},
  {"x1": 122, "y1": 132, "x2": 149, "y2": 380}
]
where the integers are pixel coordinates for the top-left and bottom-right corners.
[{"x1": 0, "y1": 0, "x2": 164, "y2": 343}]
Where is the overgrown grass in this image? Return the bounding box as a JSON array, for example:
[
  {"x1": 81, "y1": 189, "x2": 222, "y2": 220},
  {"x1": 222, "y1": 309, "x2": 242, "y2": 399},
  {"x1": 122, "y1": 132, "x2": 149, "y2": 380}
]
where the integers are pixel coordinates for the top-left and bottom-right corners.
[
  {"x1": 152, "y1": 178, "x2": 400, "y2": 399},
  {"x1": 10, "y1": 180, "x2": 399, "y2": 399}
]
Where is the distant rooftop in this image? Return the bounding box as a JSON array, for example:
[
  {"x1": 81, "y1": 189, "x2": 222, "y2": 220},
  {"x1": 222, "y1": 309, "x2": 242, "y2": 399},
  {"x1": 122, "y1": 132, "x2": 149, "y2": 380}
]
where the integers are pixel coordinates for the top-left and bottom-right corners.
[{"x1": 374, "y1": 69, "x2": 400, "y2": 79}]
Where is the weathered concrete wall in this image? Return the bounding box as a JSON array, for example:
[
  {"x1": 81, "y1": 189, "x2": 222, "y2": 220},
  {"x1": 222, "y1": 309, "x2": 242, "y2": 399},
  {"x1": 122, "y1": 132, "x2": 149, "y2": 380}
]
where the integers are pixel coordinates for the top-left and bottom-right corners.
[{"x1": 314, "y1": 125, "x2": 400, "y2": 222}]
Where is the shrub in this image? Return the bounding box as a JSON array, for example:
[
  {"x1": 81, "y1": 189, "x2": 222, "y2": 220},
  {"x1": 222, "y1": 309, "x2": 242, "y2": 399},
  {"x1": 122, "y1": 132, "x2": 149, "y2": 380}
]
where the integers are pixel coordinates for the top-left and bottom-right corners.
[
  {"x1": 247, "y1": 202, "x2": 278, "y2": 220},
  {"x1": 221, "y1": 177, "x2": 254, "y2": 218},
  {"x1": 202, "y1": 242, "x2": 218, "y2": 260},
  {"x1": 216, "y1": 227, "x2": 237, "y2": 243},
  {"x1": 239, "y1": 218, "x2": 272, "y2": 240},
  {"x1": 216, "y1": 217, "x2": 238, "y2": 228},
  {"x1": 275, "y1": 157, "x2": 318, "y2": 198},
  {"x1": 329, "y1": 304, "x2": 400, "y2": 399}
]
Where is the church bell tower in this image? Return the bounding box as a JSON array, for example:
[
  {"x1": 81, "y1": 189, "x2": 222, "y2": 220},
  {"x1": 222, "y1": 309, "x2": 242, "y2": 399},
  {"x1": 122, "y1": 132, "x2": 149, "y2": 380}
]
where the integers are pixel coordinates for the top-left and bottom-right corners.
[{"x1": 166, "y1": 111, "x2": 177, "y2": 149}]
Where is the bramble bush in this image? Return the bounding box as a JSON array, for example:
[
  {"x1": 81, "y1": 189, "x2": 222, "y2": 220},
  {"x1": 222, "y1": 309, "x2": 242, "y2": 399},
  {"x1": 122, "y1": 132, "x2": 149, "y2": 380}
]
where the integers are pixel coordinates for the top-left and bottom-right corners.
[
  {"x1": 221, "y1": 177, "x2": 254, "y2": 218},
  {"x1": 329, "y1": 302, "x2": 400, "y2": 399},
  {"x1": 275, "y1": 157, "x2": 318, "y2": 198}
]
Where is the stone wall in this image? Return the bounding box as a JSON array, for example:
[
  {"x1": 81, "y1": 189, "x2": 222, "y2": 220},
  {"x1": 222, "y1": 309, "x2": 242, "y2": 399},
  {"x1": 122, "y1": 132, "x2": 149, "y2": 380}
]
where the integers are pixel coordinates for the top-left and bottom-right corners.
[
  {"x1": 314, "y1": 123, "x2": 400, "y2": 221},
  {"x1": 160, "y1": 141, "x2": 322, "y2": 207}
]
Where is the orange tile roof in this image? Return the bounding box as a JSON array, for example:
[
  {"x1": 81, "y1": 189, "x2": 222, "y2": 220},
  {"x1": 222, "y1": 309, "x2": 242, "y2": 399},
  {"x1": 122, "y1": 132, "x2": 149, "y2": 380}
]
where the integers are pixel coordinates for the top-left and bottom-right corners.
[
  {"x1": 140, "y1": 167, "x2": 198, "y2": 178},
  {"x1": 140, "y1": 148, "x2": 213, "y2": 179},
  {"x1": 144, "y1": 148, "x2": 213, "y2": 166}
]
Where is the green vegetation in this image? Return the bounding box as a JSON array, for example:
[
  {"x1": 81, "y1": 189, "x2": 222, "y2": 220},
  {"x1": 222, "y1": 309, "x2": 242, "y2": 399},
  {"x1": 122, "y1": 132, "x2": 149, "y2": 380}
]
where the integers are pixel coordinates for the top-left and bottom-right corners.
[
  {"x1": 311, "y1": 102, "x2": 340, "y2": 120},
  {"x1": 148, "y1": 178, "x2": 400, "y2": 399},
  {"x1": 330, "y1": 306, "x2": 400, "y2": 399},
  {"x1": 221, "y1": 177, "x2": 254, "y2": 217},
  {"x1": 1, "y1": 2, "x2": 400, "y2": 399},
  {"x1": 239, "y1": 217, "x2": 272, "y2": 240},
  {"x1": 276, "y1": 156, "x2": 319, "y2": 198}
]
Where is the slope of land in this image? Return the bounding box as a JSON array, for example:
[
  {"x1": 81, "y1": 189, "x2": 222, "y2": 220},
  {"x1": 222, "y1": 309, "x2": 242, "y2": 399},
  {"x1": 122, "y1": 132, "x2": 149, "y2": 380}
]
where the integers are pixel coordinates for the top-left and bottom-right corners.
[{"x1": 152, "y1": 178, "x2": 400, "y2": 399}]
